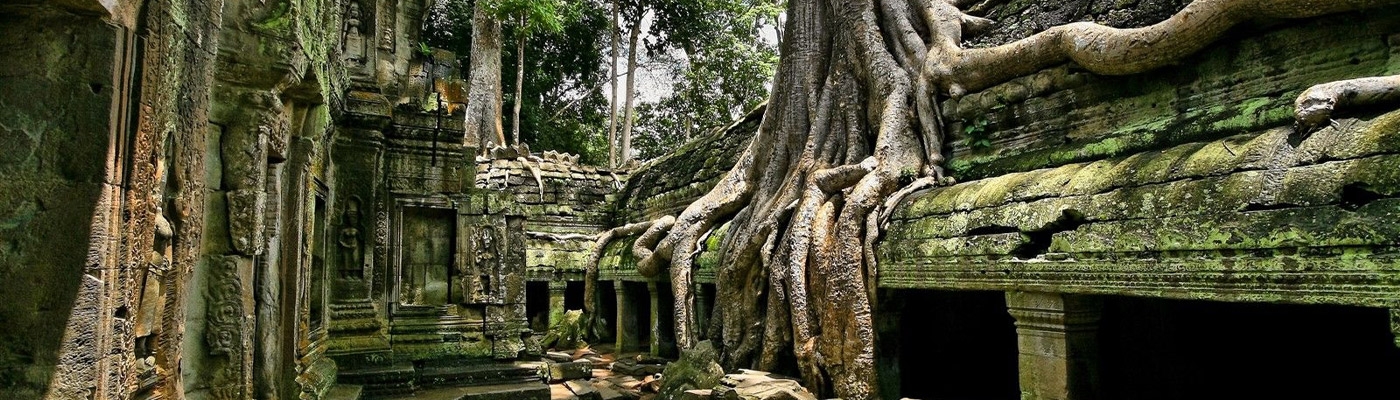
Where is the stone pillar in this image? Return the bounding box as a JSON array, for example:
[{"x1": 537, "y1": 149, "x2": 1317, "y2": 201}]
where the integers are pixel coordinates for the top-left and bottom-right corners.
[
  {"x1": 1390, "y1": 308, "x2": 1400, "y2": 349},
  {"x1": 694, "y1": 283, "x2": 710, "y2": 336},
  {"x1": 648, "y1": 281, "x2": 663, "y2": 357},
  {"x1": 616, "y1": 281, "x2": 641, "y2": 352},
  {"x1": 1005, "y1": 291, "x2": 1102, "y2": 400},
  {"x1": 549, "y1": 280, "x2": 568, "y2": 328}
]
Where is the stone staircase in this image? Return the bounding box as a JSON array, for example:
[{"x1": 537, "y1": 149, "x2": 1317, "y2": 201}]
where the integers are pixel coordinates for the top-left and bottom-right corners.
[
  {"x1": 325, "y1": 384, "x2": 365, "y2": 400},
  {"x1": 388, "y1": 305, "x2": 482, "y2": 344},
  {"x1": 335, "y1": 359, "x2": 546, "y2": 399},
  {"x1": 330, "y1": 304, "x2": 548, "y2": 399},
  {"x1": 328, "y1": 300, "x2": 390, "y2": 354}
]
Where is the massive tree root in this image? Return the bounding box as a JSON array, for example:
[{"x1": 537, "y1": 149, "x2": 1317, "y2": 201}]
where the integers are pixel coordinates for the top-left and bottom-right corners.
[
  {"x1": 586, "y1": 0, "x2": 1400, "y2": 397},
  {"x1": 921, "y1": 0, "x2": 1400, "y2": 98},
  {"x1": 1295, "y1": 74, "x2": 1400, "y2": 132}
]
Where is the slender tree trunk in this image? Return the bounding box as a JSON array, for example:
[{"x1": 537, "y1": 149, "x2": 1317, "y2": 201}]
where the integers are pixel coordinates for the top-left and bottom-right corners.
[
  {"x1": 621, "y1": 21, "x2": 640, "y2": 164},
  {"x1": 608, "y1": 0, "x2": 620, "y2": 168},
  {"x1": 464, "y1": 2, "x2": 504, "y2": 151},
  {"x1": 513, "y1": 17, "x2": 527, "y2": 145}
]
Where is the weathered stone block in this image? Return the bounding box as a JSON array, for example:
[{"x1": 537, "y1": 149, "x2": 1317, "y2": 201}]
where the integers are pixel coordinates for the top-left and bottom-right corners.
[
  {"x1": 659, "y1": 341, "x2": 724, "y2": 399},
  {"x1": 712, "y1": 370, "x2": 816, "y2": 400},
  {"x1": 680, "y1": 389, "x2": 714, "y2": 400},
  {"x1": 610, "y1": 359, "x2": 665, "y2": 376},
  {"x1": 545, "y1": 360, "x2": 593, "y2": 383},
  {"x1": 544, "y1": 351, "x2": 573, "y2": 363},
  {"x1": 565, "y1": 379, "x2": 601, "y2": 400}
]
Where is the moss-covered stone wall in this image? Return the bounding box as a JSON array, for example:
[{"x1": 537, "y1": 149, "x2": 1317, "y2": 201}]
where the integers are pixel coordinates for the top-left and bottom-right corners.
[
  {"x1": 475, "y1": 154, "x2": 622, "y2": 279},
  {"x1": 611, "y1": 107, "x2": 763, "y2": 225},
  {"x1": 880, "y1": 6, "x2": 1400, "y2": 307}
]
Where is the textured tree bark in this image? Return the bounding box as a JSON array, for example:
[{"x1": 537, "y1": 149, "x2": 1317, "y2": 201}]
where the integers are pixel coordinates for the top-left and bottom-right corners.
[
  {"x1": 1296, "y1": 74, "x2": 1400, "y2": 131},
  {"x1": 921, "y1": 0, "x2": 1400, "y2": 98},
  {"x1": 513, "y1": 17, "x2": 527, "y2": 145},
  {"x1": 608, "y1": 0, "x2": 620, "y2": 168},
  {"x1": 464, "y1": 3, "x2": 505, "y2": 151},
  {"x1": 582, "y1": 219, "x2": 660, "y2": 330},
  {"x1": 621, "y1": 23, "x2": 641, "y2": 163}
]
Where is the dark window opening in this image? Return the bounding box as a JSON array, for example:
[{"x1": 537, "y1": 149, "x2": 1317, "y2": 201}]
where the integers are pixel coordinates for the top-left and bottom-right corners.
[
  {"x1": 526, "y1": 281, "x2": 550, "y2": 332},
  {"x1": 565, "y1": 281, "x2": 585, "y2": 311},
  {"x1": 1099, "y1": 297, "x2": 1400, "y2": 399},
  {"x1": 895, "y1": 290, "x2": 1019, "y2": 400}
]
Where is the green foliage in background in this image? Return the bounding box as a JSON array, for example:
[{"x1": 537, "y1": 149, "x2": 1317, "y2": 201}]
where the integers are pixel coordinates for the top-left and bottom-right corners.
[{"x1": 633, "y1": 0, "x2": 781, "y2": 161}]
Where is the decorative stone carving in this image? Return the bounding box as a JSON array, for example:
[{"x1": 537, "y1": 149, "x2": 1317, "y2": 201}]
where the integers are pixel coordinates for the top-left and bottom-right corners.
[
  {"x1": 463, "y1": 223, "x2": 503, "y2": 304},
  {"x1": 339, "y1": 196, "x2": 365, "y2": 279},
  {"x1": 133, "y1": 213, "x2": 172, "y2": 364},
  {"x1": 374, "y1": 208, "x2": 388, "y2": 292},
  {"x1": 343, "y1": 1, "x2": 367, "y2": 64},
  {"x1": 222, "y1": 91, "x2": 288, "y2": 256},
  {"x1": 206, "y1": 257, "x2": 248, "y2": 356}
]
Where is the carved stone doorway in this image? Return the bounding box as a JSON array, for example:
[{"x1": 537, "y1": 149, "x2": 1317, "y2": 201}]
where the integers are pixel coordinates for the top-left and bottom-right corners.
[{"x1": 398, "y1": 206, "x2": 456, "y2": 307}]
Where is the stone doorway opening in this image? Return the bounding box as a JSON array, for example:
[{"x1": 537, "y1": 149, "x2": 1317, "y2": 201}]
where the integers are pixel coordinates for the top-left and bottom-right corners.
[
  {"x1": 1098, "y1": 297, "x2": 1400, "y2": 399},
  {"x1": 566, "y1": 281, "x2": 585, "y2": 311},
  {"x1": 398, "y1": 207, "x2": 456, "y2": 306},
  {"x1": 526, "y1": 281, "x2": 549, "y2": 332},
  {"x1": 890, "y1": 289, "x2": 1020, "y2": 400},
  {"x1": 655, "y1": 282, "x2": 678, "y2": 358},
  {"x1": 617, "y1": 281, "x2": 652, "y2": 353},
  {"x1": 595, "y1": 280, "x2": 618, "y2": 343}
]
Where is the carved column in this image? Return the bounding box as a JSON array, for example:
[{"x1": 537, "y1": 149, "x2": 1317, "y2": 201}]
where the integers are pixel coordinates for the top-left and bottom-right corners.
[
  {"x1": 548, "y1": 280, "x2": 568, "y2": 328},
  {"x1": 204, "y1": 89, "x2": 289, "y2": 400},
  {"x1": 1006, "y1": 291, "x2": 1102, "y2": 400},
  {"x1": 694, "y1": 283, "x2": 709, "y2": 336},
  {"x1": 616, "y1": 281, "x2": 641, "y2": 353},
  {"x1": 649, "y1": 281, "x2": 662, "y2": 357}
]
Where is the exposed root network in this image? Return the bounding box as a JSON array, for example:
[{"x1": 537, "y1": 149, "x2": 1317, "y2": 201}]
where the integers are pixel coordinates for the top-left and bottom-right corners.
[{"x1": 585, "y1": 0, "x2": 1400, "y2": 397}]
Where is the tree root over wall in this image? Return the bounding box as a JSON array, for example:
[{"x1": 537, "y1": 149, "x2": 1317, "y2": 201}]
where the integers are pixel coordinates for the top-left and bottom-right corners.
[{"x1": 589, "y1": 0, "x2": 1400, "y2": 397}]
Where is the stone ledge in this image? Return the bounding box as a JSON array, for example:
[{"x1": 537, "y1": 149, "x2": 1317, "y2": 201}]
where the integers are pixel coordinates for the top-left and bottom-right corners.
[{"x1": 878, "y1": 252, "x2": 1400, "y2": 307}]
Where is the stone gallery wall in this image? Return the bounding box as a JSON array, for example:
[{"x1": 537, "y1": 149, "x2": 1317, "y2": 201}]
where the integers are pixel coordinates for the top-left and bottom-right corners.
[
  {"x1": 0, "y1": 0, "x2": 224, "y2": 398},
  {"x1": 0, "y1": 0, "x2": 486, "y2": 398},
  {"x1": 474, "y1": 152, "x2": 623, "y2": 280},
  {"x1": 880, "y1": 6, "x2": 1400, "y2": 301}
]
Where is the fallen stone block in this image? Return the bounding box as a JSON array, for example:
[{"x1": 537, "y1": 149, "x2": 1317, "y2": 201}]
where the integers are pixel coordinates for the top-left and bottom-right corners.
[
  {"x1": 546, "y1": 360, "x2": 594, "y2": 383},
  {"x1": 566, "y1": 379, "x2": 602, "y2": 400},
  {"x1": 680, "y1": 389, "x2": 714, "y2": 400},
  {"x1": 593, "y1": 382, "x2": 629, "y2": 400},
  {"x1": 712, "y1": 370, "x2": 816, "y2": 400},
  {"x1": 545, "y1": 351, "x2": 574, "y2": 363},
  {"x1": 611, "y1": 359, "x2": 666, "y2": 376}
]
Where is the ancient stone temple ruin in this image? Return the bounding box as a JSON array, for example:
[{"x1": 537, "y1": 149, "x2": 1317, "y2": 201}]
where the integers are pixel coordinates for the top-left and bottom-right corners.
[{"x1": 4, "y1": 0, "x2": 1400, "y2": 399}]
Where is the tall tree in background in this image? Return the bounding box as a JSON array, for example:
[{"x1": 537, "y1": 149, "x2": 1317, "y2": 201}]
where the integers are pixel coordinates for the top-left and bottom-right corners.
[
  {"x1": 499, "y1": 0, "x2": 566, "y2": 144},
  {"x1": 426, "y1": 0, "x2": 612, "y2": 164},
  {"x1": 503, "y1": 1, "x2": 612, "y2": 164},
  {"x1": 608, "y1": 0, "x2": 621, "y2": 168},
  {"x1": 618, "y1": 0, "x2": 647, "y2": 164},
  {"x1": 462, "y1": 0, "x2": 506, "y2": 150}
]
